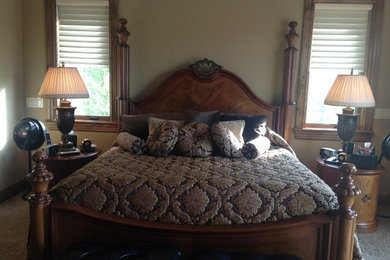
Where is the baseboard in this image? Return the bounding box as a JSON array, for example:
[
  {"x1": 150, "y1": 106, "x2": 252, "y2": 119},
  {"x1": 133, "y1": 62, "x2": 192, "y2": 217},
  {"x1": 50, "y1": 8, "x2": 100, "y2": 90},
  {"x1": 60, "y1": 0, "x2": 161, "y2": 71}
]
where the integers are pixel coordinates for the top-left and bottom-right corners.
[{"x1": 0, "y1": 179, "x2": 28, "y2": 203}]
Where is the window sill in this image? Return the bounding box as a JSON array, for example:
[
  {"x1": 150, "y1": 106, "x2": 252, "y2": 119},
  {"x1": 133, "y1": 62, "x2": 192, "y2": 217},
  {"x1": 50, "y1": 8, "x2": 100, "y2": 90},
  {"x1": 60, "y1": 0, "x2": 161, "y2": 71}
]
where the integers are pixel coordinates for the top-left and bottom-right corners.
[
  {"x1": 294, "y1": 127, "x2": 373, "y2": 141},
  {"x1": 47, "y1": 119, "x2": 119, "y2": 133}
]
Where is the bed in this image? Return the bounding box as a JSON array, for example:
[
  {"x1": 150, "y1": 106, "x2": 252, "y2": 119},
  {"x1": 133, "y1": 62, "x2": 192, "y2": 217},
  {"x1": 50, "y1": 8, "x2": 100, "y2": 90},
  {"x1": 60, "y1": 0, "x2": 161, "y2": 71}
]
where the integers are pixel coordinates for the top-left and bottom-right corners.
[{"x1": 26, "y1": 20, "x2": 360, "y2": 260}]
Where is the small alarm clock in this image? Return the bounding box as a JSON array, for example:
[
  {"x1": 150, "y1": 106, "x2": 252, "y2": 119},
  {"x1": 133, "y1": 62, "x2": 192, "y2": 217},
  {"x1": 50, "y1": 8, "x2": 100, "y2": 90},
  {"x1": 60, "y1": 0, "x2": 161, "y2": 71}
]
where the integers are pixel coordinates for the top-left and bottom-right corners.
[{"x1": 80, "y1": 138, "x2": 96, "y2": 152}]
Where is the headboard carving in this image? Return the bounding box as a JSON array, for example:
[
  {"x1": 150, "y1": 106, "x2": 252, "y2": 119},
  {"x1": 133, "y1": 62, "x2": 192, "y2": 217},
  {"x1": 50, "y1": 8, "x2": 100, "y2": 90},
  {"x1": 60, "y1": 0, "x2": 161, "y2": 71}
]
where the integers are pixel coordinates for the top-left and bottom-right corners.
[{"x1": 191, "y1": 58, "x2": 222, "y2": 78}]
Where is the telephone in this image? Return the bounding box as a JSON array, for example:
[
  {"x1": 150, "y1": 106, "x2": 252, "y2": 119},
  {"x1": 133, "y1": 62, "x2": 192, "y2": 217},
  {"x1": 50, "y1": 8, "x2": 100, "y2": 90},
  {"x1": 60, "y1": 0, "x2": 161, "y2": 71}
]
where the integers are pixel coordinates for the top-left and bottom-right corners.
[
  {"x1": 319, "y1": 147, "x2": 337, "y2": 159},
  {"x1": 320, "y1": 147, "x2": 348, "y2": 166}
]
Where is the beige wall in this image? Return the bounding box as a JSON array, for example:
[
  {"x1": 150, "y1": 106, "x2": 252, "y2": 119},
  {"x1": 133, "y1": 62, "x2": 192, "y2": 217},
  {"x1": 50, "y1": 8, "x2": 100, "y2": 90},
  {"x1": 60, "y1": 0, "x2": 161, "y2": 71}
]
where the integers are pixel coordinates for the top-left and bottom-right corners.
[
  {"x1": 121, "y1": 0, "x2": 302, "y2": 103},
  {"x1": 0, "y1": 0, "x2": 28, "y2": 191},
  {"x1": 4, "y1": 1, "x2": 389, "y2": 200}
]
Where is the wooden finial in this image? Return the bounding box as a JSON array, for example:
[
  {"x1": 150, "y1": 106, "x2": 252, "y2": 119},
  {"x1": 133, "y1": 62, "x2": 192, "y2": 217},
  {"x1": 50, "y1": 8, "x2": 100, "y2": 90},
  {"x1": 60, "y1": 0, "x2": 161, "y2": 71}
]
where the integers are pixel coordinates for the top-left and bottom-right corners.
[
  {"x1": 117, "y1": 18, "x2": 131, "y2": 46},
  {"x1": 26, "y1": 151, "x2": 53, "y2": 260},
  {"x1": 27, "y1": 151, "x2": 53, "y2": 204},
  {"x1": 285, "y1": 21, "x2": 299, "y2": 48},
  {"x1": 333, "y1": 162, "x2": 361, "y2": 218}
]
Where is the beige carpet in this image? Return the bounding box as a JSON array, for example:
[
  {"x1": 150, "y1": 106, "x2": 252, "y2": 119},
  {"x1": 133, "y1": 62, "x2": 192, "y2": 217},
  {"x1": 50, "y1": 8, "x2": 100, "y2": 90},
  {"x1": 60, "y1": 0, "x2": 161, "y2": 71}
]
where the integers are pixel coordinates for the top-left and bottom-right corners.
[
  {"x1": 0, "y1": 192, "x2": 28, "y2": 260},
  {"x1": 357, "y1": 205, "x2": 390, "y2": 260},
  {"x1": 0, "y1": 192, "x2": 389, "y2": 260}
]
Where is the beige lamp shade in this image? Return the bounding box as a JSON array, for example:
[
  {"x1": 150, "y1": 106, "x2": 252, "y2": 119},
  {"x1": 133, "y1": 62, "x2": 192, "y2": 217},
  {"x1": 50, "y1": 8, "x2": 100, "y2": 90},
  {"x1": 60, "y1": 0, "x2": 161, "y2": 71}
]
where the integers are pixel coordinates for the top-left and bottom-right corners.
[
  {"x1": 324, "y1": 75, "x2": 375, "y2": 108},
  {"x1": 38, "y1": 67, "x2": 89, "y2": 99}
]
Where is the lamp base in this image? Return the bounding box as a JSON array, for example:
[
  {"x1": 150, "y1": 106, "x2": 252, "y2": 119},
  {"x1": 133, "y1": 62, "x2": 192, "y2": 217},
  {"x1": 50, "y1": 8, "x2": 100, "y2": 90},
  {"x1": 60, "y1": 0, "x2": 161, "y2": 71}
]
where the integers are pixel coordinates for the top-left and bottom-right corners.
[
  {"x1": 337, "y1": 112, "x2": 359, "y2": 153},
  {"x1": 341, "y1": 141, "x2": 355, "y2": 155},
  {"x1": 56, "y1": 99, "x2": 76, "y2": 152}
]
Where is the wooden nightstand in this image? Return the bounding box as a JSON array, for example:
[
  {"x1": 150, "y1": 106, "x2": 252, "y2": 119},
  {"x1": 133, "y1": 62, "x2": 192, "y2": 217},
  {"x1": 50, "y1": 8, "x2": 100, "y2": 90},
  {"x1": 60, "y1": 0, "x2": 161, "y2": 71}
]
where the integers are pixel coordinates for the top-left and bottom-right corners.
[
  {"x1": 316, "y1": 157, "x2": 384, "y2": 233},
  {"x1": 46, "y1": 150, "x2": 100, "y2": 186}
]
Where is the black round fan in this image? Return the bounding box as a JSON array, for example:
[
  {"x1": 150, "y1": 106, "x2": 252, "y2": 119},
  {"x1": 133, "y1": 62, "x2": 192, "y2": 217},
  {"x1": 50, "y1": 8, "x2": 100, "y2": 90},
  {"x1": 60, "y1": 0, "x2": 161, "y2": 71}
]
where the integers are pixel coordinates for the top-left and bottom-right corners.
[
  {"x1": 13, "y1": 118, "x2": 47, "y2": 201},
  {"x1": 13, "y1": 118, "x2": 47, "y2": 172},
  {"x1": 13, "y1": 117, "x2": 46, "y2": 151}
]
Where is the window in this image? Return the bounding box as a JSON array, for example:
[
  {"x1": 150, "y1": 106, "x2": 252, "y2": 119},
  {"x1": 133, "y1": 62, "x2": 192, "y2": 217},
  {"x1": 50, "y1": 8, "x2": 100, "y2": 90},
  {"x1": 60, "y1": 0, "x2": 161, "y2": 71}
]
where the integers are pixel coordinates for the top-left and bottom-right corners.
[
  {"x1": 57, "y1": 0, "x2": 110, "y2": 117},
  {"x1": 295, "y1": 0, "x2": 383, "y2": 140},
  {"x1": 45, "y1": 0, "x2": 119, "y2": 132}
]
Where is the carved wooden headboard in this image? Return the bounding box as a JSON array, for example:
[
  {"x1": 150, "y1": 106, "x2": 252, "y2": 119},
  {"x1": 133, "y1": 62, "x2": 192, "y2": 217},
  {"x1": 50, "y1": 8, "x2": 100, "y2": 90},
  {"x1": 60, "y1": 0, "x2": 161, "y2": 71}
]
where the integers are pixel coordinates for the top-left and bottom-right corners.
[
  {"x1": 131, "y1": 58, "x2": 279, "y2": 131},
  {"x1": 116, "y1": 20, "x2": 298, "y2": 143}
]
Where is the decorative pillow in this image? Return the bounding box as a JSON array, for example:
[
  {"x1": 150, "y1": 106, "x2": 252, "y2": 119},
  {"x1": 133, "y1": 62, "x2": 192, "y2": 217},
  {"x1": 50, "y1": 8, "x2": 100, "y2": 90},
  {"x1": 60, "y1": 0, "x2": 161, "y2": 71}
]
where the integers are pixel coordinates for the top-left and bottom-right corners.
[
  {"x1": 220, "y1": 113, "x2": 269, "y2": 142},
  {"x1": 184, "y1": 110, "x2": 220, "y2": 126},
  {"x1": 218, "y1": 120, "x2": 246, "y2": 144},
  {"x1": 121, "y1": 113, "x2": 183, "y2": 140},
  {"x1": 148, "y1": 117, "x2": 184, "y2": 134},
  {"x1": 242, "y1": 135, "x2": 271, "y2": 159},
  {"x1": 147, "y1": 121, "x2": 179, "y2": 157},
  {"x1": 115, "y1": 132, "x2": 147, "y2": 155},
  {"x1": 176, "y1": 122, "x2": 213, "y2": 157},
  {"x1": 265, "y1": 127, "x2": 296, "y2": 157},
  {"x1": 211, "y1": 120, "x2": 245, "y2": 158}
]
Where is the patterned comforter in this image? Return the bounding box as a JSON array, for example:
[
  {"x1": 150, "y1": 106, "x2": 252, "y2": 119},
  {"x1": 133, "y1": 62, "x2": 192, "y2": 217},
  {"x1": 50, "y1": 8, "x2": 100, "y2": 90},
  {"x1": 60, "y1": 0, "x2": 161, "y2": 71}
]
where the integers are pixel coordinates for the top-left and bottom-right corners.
[{"x1": 50, "y1": 146, "x2": 338, "y2": 225}]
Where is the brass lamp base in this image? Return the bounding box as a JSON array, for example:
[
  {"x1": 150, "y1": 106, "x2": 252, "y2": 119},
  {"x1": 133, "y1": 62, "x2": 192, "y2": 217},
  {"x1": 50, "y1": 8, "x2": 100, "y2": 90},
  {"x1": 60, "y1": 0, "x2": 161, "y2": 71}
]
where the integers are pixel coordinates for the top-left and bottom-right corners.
[{"x1": 56, "y1": 99, "x2": 76, "y2": 152}]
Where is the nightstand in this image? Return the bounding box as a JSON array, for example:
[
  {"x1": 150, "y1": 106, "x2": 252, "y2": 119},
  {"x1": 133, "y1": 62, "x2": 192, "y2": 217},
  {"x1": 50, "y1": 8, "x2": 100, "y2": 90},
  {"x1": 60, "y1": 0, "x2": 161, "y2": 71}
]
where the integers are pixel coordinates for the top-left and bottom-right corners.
[
  {"x1": 46, "y1": 150, "x2": 100, "y2": 186},
  {"x1": 316, "y1": 157, "x2": 384, "y2": 233}
]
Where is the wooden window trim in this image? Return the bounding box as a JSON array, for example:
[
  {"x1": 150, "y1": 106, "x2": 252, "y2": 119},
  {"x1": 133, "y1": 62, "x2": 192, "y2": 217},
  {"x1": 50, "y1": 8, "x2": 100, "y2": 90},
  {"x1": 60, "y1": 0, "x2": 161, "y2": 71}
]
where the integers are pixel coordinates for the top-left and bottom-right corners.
[
  {"x1": 44, "y1": 0, "x2": 119, "y2": 133},
  {"x1": 294, "y1": 0, "x2": 384, "y2": 141}
]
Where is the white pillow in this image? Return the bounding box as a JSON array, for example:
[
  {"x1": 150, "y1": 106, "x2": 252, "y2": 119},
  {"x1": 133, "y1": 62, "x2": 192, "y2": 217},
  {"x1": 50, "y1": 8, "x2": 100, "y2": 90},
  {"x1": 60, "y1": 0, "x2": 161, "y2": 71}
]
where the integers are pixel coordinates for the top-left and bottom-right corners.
[{"x1": 211, "y1": 120, "x2": 245, "y2": 158}]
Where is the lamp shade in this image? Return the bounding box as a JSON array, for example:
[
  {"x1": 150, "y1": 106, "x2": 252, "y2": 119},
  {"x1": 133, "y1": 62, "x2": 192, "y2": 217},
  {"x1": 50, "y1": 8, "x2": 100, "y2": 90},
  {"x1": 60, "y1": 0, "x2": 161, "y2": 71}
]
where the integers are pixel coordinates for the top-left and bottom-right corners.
[
  {"x1": 324, "y1": 75, "x2": 375, "y2": 107},
  {"x1": 38, "y1": 67, "x2": 89, "y2": 99}
]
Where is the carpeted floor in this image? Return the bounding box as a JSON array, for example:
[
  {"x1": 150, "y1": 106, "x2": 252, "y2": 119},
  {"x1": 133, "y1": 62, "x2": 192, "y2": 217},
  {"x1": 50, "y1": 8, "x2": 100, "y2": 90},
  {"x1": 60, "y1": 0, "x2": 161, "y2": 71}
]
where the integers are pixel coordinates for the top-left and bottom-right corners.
[
  {"x1": 357, "y1": 205, "x2": 390, "y2": 260},
  {"x1": 0, "y1": 192, "x2": 28, "y2": 260},
  {"x1": 0, "y1": 192, "x2": 389, "y2": 260}
]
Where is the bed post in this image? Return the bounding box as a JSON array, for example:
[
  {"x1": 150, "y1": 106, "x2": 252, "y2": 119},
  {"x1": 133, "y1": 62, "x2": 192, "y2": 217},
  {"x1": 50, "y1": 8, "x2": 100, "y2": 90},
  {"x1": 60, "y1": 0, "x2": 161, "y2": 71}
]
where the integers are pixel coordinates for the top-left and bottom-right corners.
[
  {"x1": 26, "y1": 151, "x2": 53, "y2": 260},
  {"x1": 333, "y1": 163, "x2": 361, "y2": 260},
  {"x1": 280, "y1": 21, "x2": 299, "y2": 144},
  {"x1": 116, "y1": 18, "x2": 131, "y2": 116}
]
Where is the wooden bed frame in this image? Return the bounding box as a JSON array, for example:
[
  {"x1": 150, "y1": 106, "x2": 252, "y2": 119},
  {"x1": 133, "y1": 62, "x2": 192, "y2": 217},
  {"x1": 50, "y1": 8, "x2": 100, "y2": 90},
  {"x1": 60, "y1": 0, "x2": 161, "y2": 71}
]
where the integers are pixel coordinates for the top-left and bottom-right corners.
[{"x1": 27, "y1": 19, "x2": 360, "y2": 260}]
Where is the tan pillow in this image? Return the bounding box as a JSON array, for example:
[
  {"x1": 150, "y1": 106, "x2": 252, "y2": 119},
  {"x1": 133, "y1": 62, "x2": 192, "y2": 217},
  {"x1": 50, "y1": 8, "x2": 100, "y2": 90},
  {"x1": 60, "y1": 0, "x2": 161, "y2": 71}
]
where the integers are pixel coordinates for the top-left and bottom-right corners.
[
  {"x1": 176, "y1": 122, "x2": 213, "y2": 157},
  {"x1": 116, "y1": 132, "x2": 147, "y2": 155},
  {"x1": 218, "y1": 120, "x2": 245, "y2": 145},
  {"x1": 211, "y1": 120, "x2": 245, "y2": 158},
  {"x1": 147, "y1": 121, "x2": 178, "y2": 157},
  {"x1": 220, "y1": 113, "x2": 269, "y2": 142}
]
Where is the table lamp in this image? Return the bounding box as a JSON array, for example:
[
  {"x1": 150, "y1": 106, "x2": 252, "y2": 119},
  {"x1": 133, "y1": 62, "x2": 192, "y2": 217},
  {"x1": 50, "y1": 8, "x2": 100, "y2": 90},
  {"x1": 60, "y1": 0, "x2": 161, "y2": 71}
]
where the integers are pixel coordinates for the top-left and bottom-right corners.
[
  {"x1": 38, "y1": 63, "x2": 89, "y2": 151},
  {"x1": 324, "y1": 71, "x2": 375, "y2": 153}
]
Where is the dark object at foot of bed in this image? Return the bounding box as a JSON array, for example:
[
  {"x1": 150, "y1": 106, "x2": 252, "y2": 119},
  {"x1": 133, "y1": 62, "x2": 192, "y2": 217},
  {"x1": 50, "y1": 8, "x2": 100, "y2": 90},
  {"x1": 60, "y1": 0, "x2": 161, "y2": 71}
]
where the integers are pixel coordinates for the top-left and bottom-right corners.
[{"x1": 55, "y1": 241, "x2": 303, "y2": 260}]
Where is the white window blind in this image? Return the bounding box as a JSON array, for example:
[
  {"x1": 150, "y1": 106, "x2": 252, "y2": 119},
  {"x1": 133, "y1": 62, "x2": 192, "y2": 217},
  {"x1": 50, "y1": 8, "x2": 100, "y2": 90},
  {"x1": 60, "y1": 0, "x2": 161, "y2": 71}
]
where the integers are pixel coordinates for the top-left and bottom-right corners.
[
  {"x1": 310, "y1": 4, "x2": 372, "y2": 71},
  {"x1": 56, "y1": 0, "x2": 109, "y2": 67},
  {"x1": 305, "y1": 3, "x2": 372, "y2": 124}
]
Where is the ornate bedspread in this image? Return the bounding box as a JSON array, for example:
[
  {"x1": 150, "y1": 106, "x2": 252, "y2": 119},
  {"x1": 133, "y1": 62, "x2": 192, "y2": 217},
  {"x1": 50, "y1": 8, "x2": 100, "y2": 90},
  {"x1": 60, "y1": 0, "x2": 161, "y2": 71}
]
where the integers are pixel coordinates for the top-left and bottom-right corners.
[{"x1": 50, "y1": 146, "x2": 338, "y2": 225}]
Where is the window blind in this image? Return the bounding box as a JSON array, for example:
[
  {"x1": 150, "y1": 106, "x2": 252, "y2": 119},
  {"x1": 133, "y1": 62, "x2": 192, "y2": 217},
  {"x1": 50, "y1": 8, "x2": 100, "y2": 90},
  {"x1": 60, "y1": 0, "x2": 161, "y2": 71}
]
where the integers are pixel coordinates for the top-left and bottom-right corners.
[
  {"x1": 56, "y1": 0, "x2": 109, "y2": 67},
  {"x1": 310, "y1": 4, "x2": 372, "y2": 71}
]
